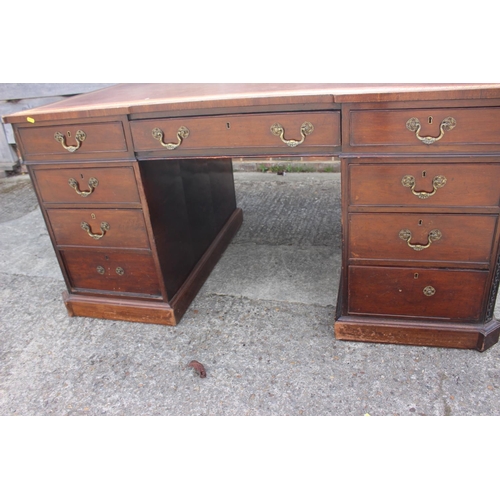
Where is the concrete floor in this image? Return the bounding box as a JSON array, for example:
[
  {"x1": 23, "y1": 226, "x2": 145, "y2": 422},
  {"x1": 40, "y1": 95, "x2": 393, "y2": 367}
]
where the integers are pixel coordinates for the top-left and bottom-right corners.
[{"x1": 1, "y1": 172, "x2": 500, "y2": 415}]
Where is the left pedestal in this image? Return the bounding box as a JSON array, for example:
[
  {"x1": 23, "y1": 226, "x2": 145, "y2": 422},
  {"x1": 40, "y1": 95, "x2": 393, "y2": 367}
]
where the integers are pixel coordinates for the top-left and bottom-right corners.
[{"x1": 30, "y1": 158, "x2": 242, "y2": 325}]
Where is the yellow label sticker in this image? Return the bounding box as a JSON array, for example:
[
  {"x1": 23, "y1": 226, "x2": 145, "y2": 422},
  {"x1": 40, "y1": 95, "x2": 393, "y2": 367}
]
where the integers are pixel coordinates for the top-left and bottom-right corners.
[{"x1": 27, "y1": 117, "x2": 35, "y2": 123}]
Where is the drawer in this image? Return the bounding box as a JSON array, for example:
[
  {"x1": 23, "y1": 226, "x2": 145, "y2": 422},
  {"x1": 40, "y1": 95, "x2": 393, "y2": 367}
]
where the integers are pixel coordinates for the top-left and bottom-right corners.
[
  {"x1": 348, "y1": 266, "x2": 488, "y2": 321},
  {"x1": 348, "y1": 107, "x2": 500, "y2": 153},
  {"x1": 349, "y1": 163, "x2": 500, "y2": 208},
  {"x1": 130, "y1": 112, "x2": 340, "y2": 156},
  {"x1": 32, "y1": 165, "x2": 141, "y2": 205},
  {"x1": 47, "y1": 208, "x2": 150, "y2": 249},
  {"x1": 16, "y1": 119, "x2": 131, "y2": 161},
  {"x1": 348, "y1": 213, "x2": 497, "y2": 265},
  {"x1": 60, "y1": 249, "x2": 161, "y2": 297}
]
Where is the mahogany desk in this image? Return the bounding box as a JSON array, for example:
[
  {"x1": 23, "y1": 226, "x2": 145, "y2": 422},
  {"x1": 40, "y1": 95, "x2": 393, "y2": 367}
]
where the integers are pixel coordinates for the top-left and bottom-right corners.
[{"x1": 4, "y1": 83, "x2": 500, "y2": 351}]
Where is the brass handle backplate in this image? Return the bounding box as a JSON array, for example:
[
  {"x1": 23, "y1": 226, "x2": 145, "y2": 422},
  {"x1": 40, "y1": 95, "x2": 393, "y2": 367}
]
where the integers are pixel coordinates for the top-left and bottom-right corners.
[
  {"x1": 81, "y1": 221, "x2": 110, "y2": 240},
  {"x1": 406, "y1": 117, "x2": 456, "y2": 144},
  {"x1": 423, "y1": 286, "x2": 436, "y2": 296},
  {"x1": 68, "y1": 177, "x2": 98, "y2": 197},
  {"x1": 54, "y1": 130, "x2": 86, "y2": 152},
  {"x1": 399, "y1": 228, "x2": 442, "y2": 251},
  {"x1": 401, "y1": 175, "x2": 447, "y2": 199},
  {"x1": 96, "y1": 266, "x2": 125, "y2": 275},
  {"x1": 270, "y1": 122, "x2": 314, "y2": 147},
  {"x1": 152, "y1": 126, "x2": 189, "y2": 150}
]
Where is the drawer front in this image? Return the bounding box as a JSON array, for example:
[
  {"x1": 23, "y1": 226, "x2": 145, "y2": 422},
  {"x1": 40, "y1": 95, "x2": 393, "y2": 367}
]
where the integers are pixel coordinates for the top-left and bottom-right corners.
[
  {"x1": 130, "y1": 112, "x2": 340, "y2": 155},
  {"x1": 60, "y1": 249, "x2": 161, "y2": 297},
  {"x1": 348, "y1": 266, "x2": 488, "y2": 321},
  {"x1": 17, "y1": 120, "x2": 130, "y2": 160},
  {"x1": 349, "y1": 163, "x2": 500, "y2": 208},
  {"x1": 47, "y1": 208, "x2": 150, "y2": 248},
  {"x1": 348, "y1": 107, "x2": 500, "y2": 152},
  {"x1": 32, "y1": 165, "x2": 141, "y2": 205},
  {"x1": 348, "y1": 213, "x2": 497, "y2": 265}
]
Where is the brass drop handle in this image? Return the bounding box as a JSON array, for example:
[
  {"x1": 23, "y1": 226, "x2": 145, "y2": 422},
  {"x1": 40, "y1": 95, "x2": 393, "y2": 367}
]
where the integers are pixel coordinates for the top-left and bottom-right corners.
[
  {"x1": 54, "y1": 130, "x2": 86, "y2": 152},
  {"x1": 270, "y1": 122, "x2": 314, "y2": 147},
  {"x1": 81, "y1": 221, "x2": 110, "y2": 240},
  {"x1": 406, "y1": 117, "x2": 456, "y2": 144},
  {"x1": 401, "y1": 175, "x2": 447, "y2": 199},
  {"x1": 152, "y1": 126, "x2": 189, "y2": 150},
  {"x1": 399, "y1": 228, "x2": 442, "y2": 251},
  {"x1": 68, "y1": 177, "x2": 98, "y2": 197},
  {"x1": 423, "y1": 286, "x2": 436, "y2": 297}
]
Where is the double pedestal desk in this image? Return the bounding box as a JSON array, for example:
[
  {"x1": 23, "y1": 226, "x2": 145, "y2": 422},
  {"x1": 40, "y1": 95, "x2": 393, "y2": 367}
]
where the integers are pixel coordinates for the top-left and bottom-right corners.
[{"x1": 5, "y1": 83, "x2": 500, "y2": 351}]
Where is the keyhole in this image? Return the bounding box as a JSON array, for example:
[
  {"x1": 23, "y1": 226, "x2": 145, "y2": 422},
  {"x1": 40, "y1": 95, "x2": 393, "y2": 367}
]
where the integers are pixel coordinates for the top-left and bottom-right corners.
[
  {"x1": 418, "y1": 219, "x2": 423, "y2": 226},
  {"x1": 80, "y1": 173, "x2": 84, "y2": 179},
  {"x1": 105, "y1": 255, "x2": 109, "y2": 261},
  {"x1": 91, "y1": 213, "x2": 96, "y2": 220},
  {"x1": 414, "y1": 273, "x2": 419, "y2": 279},
  {"x1": 422, "y1": 171, "x2": 426, "y2": 177},
  {"x1": 428, "y1": 116, "x2": 433, "y2": 124},
  {"x1": 67, "y1": 131, "x2": 71, "y2": 138},
  {"x1": 226, "y1": 122, "x2": 231, "y2": 129}
]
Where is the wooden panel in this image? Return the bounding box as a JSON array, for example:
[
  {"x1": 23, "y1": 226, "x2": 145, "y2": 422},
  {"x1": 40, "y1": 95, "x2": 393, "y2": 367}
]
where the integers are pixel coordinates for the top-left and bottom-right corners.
[
  {"x1": 140, "y1": 158, "x2": 237, "y2": 300},
  {"x1": 334, "y1": 316, "x2": 500, "y2": 350},
  {"x1": 348, "y1": 266, "x2": 488, "y2": 321},
  {"x1": 47, "y1": 208, "x2": 150, "y2": 248},
  {"x1": 349, "y1": 162, "x2": 500, "y2": 208},
  {"x1": 32, "y1": 165, "x2": 140, "y2": 205},
  {"x1": 130, "y1": 112, "x2": 340, "y2": 156},
  {"x1": 17, "y1": 120, "x2": 129, "y2": 159},
  {"x1": 349, "y1": 107, "x2": 500, "y2": 153},
  {"x1": 60, "y1": 249, "x2": 161, "y2": 297},
  {"x1": 63, "y1": 291, "x2": 176, "y2": 325},
  {"x1": 348, "y1": 213, "x2": 497, "y2": 265}
]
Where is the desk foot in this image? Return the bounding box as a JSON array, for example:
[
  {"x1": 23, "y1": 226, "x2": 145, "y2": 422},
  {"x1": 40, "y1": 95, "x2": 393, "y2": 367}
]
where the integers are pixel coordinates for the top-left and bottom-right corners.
[
  {"x1": 334, "y1": 316, "x2": 500, "y2": 351},
  {"x1": 63, "y1": 291, "x2": 177, "y2": 325}
]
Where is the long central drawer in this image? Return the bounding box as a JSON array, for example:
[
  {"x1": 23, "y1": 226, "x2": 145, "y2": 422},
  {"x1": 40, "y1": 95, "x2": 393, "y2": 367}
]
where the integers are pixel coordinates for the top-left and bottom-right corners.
[{"x1": 130, "y1": 112, "x2": 340, "y2": 156}]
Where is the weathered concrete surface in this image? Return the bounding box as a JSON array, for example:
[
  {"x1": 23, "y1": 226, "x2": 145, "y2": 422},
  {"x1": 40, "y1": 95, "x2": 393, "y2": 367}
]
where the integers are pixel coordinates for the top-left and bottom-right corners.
[{"x1": 1, "y1": 172, "x2": 500, "y2": 416}]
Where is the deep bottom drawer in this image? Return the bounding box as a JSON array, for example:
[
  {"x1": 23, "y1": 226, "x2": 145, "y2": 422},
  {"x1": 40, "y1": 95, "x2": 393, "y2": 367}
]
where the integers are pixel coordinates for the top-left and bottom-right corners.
[
  {"x1": 348, "y1": 266, "x2": 488, "y2": 321},
  {"x1": 60, "y1": 249, "x2": 162, "y2": 297}
]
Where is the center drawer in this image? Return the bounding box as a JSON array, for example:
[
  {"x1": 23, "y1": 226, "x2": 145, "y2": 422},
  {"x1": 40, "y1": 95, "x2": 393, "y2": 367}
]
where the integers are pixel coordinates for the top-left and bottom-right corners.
[
  {"x1": 130, "y1": 112, "x2": 340, "y2": 156},
  {"x1": 348, "y1": 266, "x2": 488, "y2": 321},
  {"x1": 348, "y1": 213, "x2": 497, "y2": 265},
  {"x1": 47, "y1": 208, "x2": 151, "y2": 248}
]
